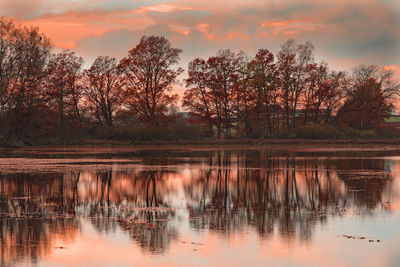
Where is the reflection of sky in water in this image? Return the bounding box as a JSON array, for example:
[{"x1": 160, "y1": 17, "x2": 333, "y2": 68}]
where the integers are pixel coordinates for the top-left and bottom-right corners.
[
  {"x1": 1, "y1": 152, "x2": 400, "y2": 266},
  {"x1": 32, "y1": 214, "x2": 400, "y2": 267}
]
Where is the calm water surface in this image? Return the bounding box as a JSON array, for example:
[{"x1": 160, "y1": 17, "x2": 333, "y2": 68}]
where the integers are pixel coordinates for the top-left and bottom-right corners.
[{"x1": 1, "y1": 148, "x2": 400, "y2": 266}]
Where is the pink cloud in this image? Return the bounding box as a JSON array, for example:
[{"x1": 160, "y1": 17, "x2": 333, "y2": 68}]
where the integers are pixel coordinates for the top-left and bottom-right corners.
[
  {"x1": 385, "y1": 65, "x2": 400, "y2": 81},
  {"x1": 260, "y1": 20, "x2": 322, "y2": 36},
  {"x1": 19, "y1": 9, "x2": 153, "y2": 48},
  {"x1": 2, "y1": 0, "x2": 398, "y2": 74}
]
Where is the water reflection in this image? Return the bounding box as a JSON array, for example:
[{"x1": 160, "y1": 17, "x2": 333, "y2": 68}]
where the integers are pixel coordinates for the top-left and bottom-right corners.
[
  {"x1": 0, "y1": 151, "x2": 398, "y2": 266},
  {"x1": 184, "y1": 153, "x2": 392, "y2": 243}
]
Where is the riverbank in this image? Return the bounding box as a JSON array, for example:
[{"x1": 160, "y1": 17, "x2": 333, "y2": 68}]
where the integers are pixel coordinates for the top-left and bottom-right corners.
[
  {"x1": 2, "y1": 139, "x2": 400, "y2": 158},
  {"x1": 2, "y1": 138, "x2": 400, "y2": 148}
]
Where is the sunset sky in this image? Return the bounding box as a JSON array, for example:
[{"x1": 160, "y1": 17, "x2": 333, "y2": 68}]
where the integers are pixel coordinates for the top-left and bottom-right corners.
[{"x1": 1, "y1": 0, "x2": 399, "y2": 81}]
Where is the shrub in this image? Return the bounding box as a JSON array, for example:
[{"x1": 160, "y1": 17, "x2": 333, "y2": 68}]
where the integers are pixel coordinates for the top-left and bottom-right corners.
[
  {"x1": 340, "y1": 126, "x2": 361, "y2": 138},
  {"x1": 294, "y1": 123, "x2": 342, "y2": 139},
  {"x1": 374, "y1": 124, "x2": 400, "y2": 138},
  {"x1": 275, "y1": 129, "x2": 291, "y2": 139},
  {"x1": 85, "y1": 116, "x2": 208, "y2": 142},
  {"x1": 359, "y1": 130, "x2": 377, "y2": 139}
]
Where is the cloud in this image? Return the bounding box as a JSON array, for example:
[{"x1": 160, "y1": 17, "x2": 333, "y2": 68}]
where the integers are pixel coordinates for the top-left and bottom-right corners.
[
  {"x1": 385, "y1": 65, "x2": 400, "y2": 81},
  {"x1": 0, "y1": 0, "x2": 168, "y2": 19},
  {"x1": 18, "y1": 9, "x2": 154, "y2": 49},
  {"x1": 75, "y1": 24, "x2": 176, "y2": 64},
  {"x1": 0, "y1": 0, "x2": 42, "y2": 20},
  {"x1": 1, "y1": 0, "x2": 399, "y2": 73}
]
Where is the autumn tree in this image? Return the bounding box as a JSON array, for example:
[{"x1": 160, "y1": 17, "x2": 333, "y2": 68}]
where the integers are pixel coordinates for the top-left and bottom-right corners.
[
  {"x1": 303, "y1": 63, "x2": 345, "y2": 124},
  {"x1": 83, "y1": 56, "x2": 120, "y2": 126},
  {"x1": 0, "y1": 17, "x2": 51, "y2": 139},
  {"x1": 119, "y1": 36, "x2": 183, "y2": 125},
  {"x1": 277, "y1": 40, "x2": 315, "y2": 129},
  {"x1": 319, "y1": 71, "x2": 345, "y2": 123},
  {"x1": 183, "y1": 50, "x2": 244, "y2": 138},
  {"x1": 247, "y1": 49, "x2": 280, "y2": 137},
  {"x1": 0, "y1": 17, "x2": 19, "y2": 117},
  {"x1": 183, "y1": 58, "x2": 214, "y2": 136},
  {"x1": 338, "y1": 65, "x2": 400, "y2": 129},
  {"x1": 207, "y1": 50, "x2": 243, "y2": 138},
  {"x1": 231, "y1": 54, "x2": 254, "y2": 137},
  {"x1": 44, "y1": 50, "x2": 83, "y2": 128}
]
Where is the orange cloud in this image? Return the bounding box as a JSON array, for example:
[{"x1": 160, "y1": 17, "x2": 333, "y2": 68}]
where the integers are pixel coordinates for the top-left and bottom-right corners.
[
  {"x1": 385, "y1": 65, "x2": 400, "y2": 81},
  {"x1": 3, "y1": 0, "x2": 398, "y2": 74},
  {"x1": 170, "y1": 27, "x2": 190, "y2": 36},
  {"x1": 196, "y1": 23, "x2": 214, "y2": 39},
  {"x1": 260, "y1": 19, "x2": 321, "y2": 36},
  {"x1": 225, "y1": 32, "x2": 248, "y2": 40},
  {"x1": 20, "y1": 10, "x2": 153, "y2": 49},
  {"x1": 142, "y1": 4, "x2": 192, "y2": 13}
]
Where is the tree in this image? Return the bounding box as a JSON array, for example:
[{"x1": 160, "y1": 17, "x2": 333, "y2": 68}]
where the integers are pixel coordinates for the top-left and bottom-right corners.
[
  {"x1": 0, "y1": 17, "x2": 20, "y2": 116},
  {"x1": 83, "y1": 56, "x2": 120, "y2": 126},
  {"x1": 231, "y1": 54, "x2": 254, "y2": 137},
  {"x1": 338, "y1": 65, "x2": 400, "y2": 129},
  {"x1": 183, "y1": 58, "x2": 214, "y2": 136},
  {"x1": 0, "y1": 17, "x2": 51, "y2": 139},
  {"x1": 183, "y1": 50, "x2": 244, "y2": 138},
  {"x1": 44, "y1": 50, "x2": 83, "y2": 128},
  {"x1": 247, "y1": 49, "x2": 280, "y2": 137},
  {"x1": 303, "y1": 63, "x2": 345, "y2": 124},
  {"x1": 119, "y1": 36, "x2": 183, "y2": 125},
  {"x1": 277, "y1": 40, "x2": 315, "y2": 129},
  {"x1": 319, "y1": 70, "x2": 345, "y2": 123},
  {"x1": 206, "y1": 50, "x2": 243, "y2": 138}
]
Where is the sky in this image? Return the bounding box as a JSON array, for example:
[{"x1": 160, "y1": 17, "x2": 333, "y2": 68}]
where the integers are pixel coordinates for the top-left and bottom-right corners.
[{"x1": 1, "y1": 0, "x2": 400, "y2": 85}]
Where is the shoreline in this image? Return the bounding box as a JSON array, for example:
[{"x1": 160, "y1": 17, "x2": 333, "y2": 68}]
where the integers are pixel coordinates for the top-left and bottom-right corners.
[
  {"x1": 2, "y1": 139, "x2": 400, "y2": 155},
  {"x1": 2, "y1": 138, "x2": 400, "y2": 147}
]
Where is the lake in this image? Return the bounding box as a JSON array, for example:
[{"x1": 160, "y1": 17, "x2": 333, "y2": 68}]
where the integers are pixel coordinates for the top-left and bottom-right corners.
[{"x1": 1, "y1": 146, "x2": 400, "y2": 266}]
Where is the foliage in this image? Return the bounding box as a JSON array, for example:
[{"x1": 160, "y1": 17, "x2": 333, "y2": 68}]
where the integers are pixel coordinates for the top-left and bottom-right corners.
[{"x1": 337, "y1": 65, "x2": 399, "y2": 129}]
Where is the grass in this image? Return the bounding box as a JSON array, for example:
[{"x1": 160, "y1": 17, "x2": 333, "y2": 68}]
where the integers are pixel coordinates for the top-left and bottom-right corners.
[{"x1": 385, "y1": 115, "x2": 400, "y2": 123}]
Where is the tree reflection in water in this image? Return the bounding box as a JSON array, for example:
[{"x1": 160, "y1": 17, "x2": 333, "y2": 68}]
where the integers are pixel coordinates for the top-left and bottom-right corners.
[
  {"x1": 0, "y1": 151, "x2": 397, "y2": 266},
  {"x1": 185, "y1": 152, "x2": 393, "y2": 242}
]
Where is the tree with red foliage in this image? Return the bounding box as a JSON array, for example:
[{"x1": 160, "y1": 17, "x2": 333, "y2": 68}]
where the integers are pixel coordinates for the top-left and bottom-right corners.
[
  {"x1": 119, "y1": 36, "x2": 183, "y2": 125},
  {"x1": 247, "y1": 49, "x2": 280, "y2": 137},
  {"x1": 303, "y1": 63, "x2": 345, "y2": 124},
  {"x1": 83, "y1": 56, "x2": 120, "y2": 126},
  {"x1": 0, "y1": 17, "x2": 51, "y2": 139},
  {"x1": 207, "y1": 50, "x2": 243, "y2": 138},
  {"x1": 231, "y1": 54, "x2": 254, "y2": 137},
  {"x1": 183, "y1": 50, "x2": 244, "y2": 138},
  {"x1": 183, "y1": 58, "x2": 214, "y2": 136},
  {"x1": 44, "y1": 50, "x2": 83, "y2": 128},
  {"x1": 338, "y1": 65, "x2": 399, "y2": 129},
  {"x1": 277, "y1": 40, "x2": 315, "y2": 129}
]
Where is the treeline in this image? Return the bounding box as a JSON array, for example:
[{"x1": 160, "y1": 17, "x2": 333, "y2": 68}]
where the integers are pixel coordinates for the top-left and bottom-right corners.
[{"x1": 0, "y1": 17, "x2": 399, "y2": 144}]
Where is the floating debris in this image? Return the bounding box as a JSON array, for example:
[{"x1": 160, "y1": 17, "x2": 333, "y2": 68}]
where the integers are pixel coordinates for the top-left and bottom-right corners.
[{"x1": 342, "y1": 235, "x2": 379, "y2": 242}]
